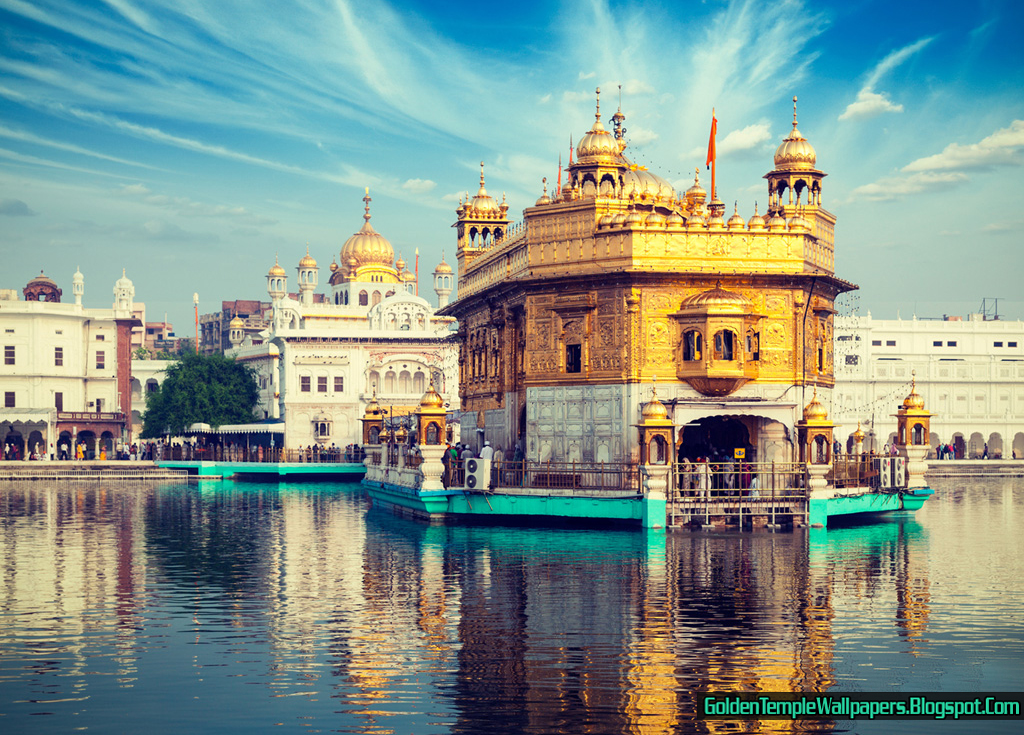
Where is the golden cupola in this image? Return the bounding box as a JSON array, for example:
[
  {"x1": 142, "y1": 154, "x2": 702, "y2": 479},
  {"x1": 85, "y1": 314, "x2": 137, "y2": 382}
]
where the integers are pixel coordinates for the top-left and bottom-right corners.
[
  {"x1": 575, "y1": 88, "x2": 621, "y2": 162},
  {"x1": 684, "y1": 169, "x2": 707, "y2": 213},
  {"x1": 464, "y1": 162, "x2": 507, "y2": 218},
  {"x1": 340, "y1": 188, "x2": 395, "y2": 269},
  {"x1": 299, "y1": 247, "x2": 317, "y2": 269},
  {"x1": 268, "y1": 257, "x2": 286, "y2": 278},
  {"x1": 773, "y1": 96, "x2": 817, "y2": 171},
  {"x1": 802, "y1": 389, "x2": 829, "y2": 422}
]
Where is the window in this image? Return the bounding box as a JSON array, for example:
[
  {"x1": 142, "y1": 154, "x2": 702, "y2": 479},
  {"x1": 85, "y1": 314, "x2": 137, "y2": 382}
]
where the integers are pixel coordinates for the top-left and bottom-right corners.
[
  {"x1": 96, "y1": 350, "x2": 105, "y2": 369},
  {"x1": 886, "y1": 340, "x2": 896, "y2": 347},
  {"x1": 1011, "y1": 342, "x2": 1019, "y2": 348},
  {"x1": 713, "y1": 330, "x2": 735, "y2": 360},
  {"x1": 318, "y1": 376, "x2": 327, "y2": 393},
  {"x1": 837, "y1": 335, "x2": 852, "y2": 341},
  {"x1": 994, "y1": 342, "x2": 1003, "y2": 347},
  {"x1": 4, "y1": 392, "x2": 13, "y2": 408},
  {"x1": 947, "y1": 341, "x2": 957, "y2": 347},
  {"x1": 683, "y1": 331, "x2": 703, "y2": 361},
  {"x1": 55, "y1": 392, "x2": 63, "y2": 411},
  {"x1": 845, "y1": 355, "x2": 859, "y2": 365},
  {"x1": 566, "y1": 344, "x2": 582, "y2": 373},
  {"x1": 871, "y1": 340, "x2": 881, "y2": 346},
  {"x1": 4, "y1": 345, "x2": 13, "y2": 365},
  {"x1": 334, "y1": 376, "x2": 344, "y2": 392},
  {"x1": 746, "y1": 331, "x2": 760, "y2": 361},
  {"x1": 359, "y1": 291, "x2": 368, "y2": 306},
  {"x1": 55, "y1": 347, "x2": 63, "y2": 366},
  {"x1": 96, "y1": 334, "x2": 105, "y2": 341},
  {"x1": 300, "y1": 376, "x2": 311, "y2": 392},
  {"x1": 933, "y1": 341, "x2": 942, "y2": 347}
]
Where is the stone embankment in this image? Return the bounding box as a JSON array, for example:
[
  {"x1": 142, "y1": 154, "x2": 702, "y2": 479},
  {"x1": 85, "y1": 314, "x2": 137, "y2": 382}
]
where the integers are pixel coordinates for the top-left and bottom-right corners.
[
  {"x1": 0, "y1": 460, "x2": 190, "y2": 482},
  {"x1": 925, "y1": 459, "x2": 1024, "y2": 478}
]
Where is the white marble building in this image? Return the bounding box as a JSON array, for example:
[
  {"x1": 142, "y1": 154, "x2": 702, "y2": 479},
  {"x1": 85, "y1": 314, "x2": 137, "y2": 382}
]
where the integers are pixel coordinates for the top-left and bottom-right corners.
[
  {"x1": 0, "y1": 269, "x2": 140, "y2": 458},
  {"x1": 228, "y1": 190, "x2": 459, "y2": 450},
  {"x1": 833, "y1": 312, "x2": 1024, "y2": 458}
]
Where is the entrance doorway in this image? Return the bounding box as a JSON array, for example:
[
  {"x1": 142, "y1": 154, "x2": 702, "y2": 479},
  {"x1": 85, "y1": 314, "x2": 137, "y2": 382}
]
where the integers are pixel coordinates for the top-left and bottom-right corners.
[{"x1": 677, "y1": 416, "x2": 754, "y2": 463}]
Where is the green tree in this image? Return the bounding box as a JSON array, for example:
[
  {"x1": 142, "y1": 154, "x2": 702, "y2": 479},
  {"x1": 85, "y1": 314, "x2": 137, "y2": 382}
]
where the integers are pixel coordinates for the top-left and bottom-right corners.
[{"x1": 141, "y1": 351, "x2": 259, "y2": 437}]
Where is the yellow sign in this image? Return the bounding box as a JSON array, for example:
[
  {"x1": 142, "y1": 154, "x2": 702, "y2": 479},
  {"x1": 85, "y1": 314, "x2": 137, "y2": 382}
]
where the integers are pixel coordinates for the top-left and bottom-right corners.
[{"x1": 734, "y1": 448, "x2": 746, "y2": 459}]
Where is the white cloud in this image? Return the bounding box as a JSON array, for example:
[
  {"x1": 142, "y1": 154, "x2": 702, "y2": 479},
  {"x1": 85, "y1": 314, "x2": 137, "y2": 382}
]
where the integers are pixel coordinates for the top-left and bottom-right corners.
[
  {"x1": 0, "y1": 198, "x2": 36, "y2": 216},
  {"x1": 402, "y1": 178, "x2": 437, "y2": 194},
  {"x1": 847, "y1": 171, "x2": 968, "y2": 202},
  {"x1": 578, "y1": 71, "x2": 596, "y2": 80},
  {"x1": 442, "y1": 191, "x2": 468, "y2": 203},
  {"x1": 116, "y1": 183, "x2": 277, "y2": 225},
  {"x1": 902, "y1": 120, "x2": 1024, "y2": 172},
  {"x1": 627, "y1": 126, "x2": 659, "y2": 147},
  {"x1": 838, "y1": 89, "x2": 903, "y2": 121},
  {"x1": 686, "y1": 122, "x2": 771, "y2": 159},
  {"x1": 839, "y1": 37, "x2": 933, "y2": 121}
]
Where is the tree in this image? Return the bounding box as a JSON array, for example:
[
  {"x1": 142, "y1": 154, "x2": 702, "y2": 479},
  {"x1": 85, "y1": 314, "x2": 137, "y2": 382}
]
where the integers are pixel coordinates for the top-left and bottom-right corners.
[{"x1": 140, "y1": 351, "x2": 260, "y2": 438}]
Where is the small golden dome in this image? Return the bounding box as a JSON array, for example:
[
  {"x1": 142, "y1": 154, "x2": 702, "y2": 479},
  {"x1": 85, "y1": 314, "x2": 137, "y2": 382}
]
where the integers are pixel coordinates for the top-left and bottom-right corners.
[
  {"x1": 773, "y1": 96, "x2": 817, "y2": 171},
  {"x1": 468, "y1": 162, "x2": 500, "y2": 214},
  {"x1": 727, "y1": 203, "x2": 746, "y2": 230},
  {"x1": 666, "y1": 211, "x2": 685, "y2": 227},
  {"x1": 624, "y1": 207, "x2": 644, "y2": 227},
  {"x1": 395, "y1": 425, "x2": 408, "y2": 442},
  {"x1": 612, "y1": 212, "x2": 628, "y2": 227},
  {"x1": 299, "y1": 246, "x2": 317, "y2": 269},
  {"x1": 395, "y1": 254, "x2": 406, "y2": 271},
  {"x1": 419, "y1": 381, "x2": 445, "y2": 409},
  {"x1": 747, "y1": 204, "x2": 766, "y2": 230},
  {"x1": 379, "y1": 426, "x2": 391, "y2": 442},
  {"x1": 340, "y1": 189, "x2": 395, "y2": 270},
  {"x1": 680, "y1": 281, "x2": 753, "y2": 313},
  {"x1": 268, "y1": 257, "x2": 286, "y2": 277},
  {"x1": 641, "y1": 388, "x2": 669, "y2": 421},
  {"x1": 802, "y1": 389, "x2": 828, "y2": 421},
  {"x1": 902, "y1": 376, "x2": 926, "y2": 410},
  {"x1": 684, "y1": 169, "x2": 707, "y2": 207},
  {"x1": 621, "y1": 167, "x2": 675, "y2": 201},
  {"x1": 535, "y1": 178, "x2": 551, "y2": 206},
  {"x1": 229, "y1": 316, "x2": 244, "y2": 329},
  {"x1": 329, "y1": 258, "x2": 338, "y2": 273},
  {"x1": 646, "y1": 211, "x2": 666, "y2": 227},
  {"x1": 599, "y1": 214, "x2": 614, "y2": 228},
  {"x1": 576, "y1": 89, "x2": 621, "y2": 161},
  {"x1": 788, "y1": 212, "x2": 811, "y2": 231},
  {"x1": 434, "y1": 253, "x2": 453, "y2": 275},
  {"x1": 363, "y1": 392, "x2": 382, "y2": 418},
  {"x1": 852, "y1": 421, "x2": 866, "y2": 442},
  {"x1": 767, "y1": 212, "x2": 788, "y2": 231},
  {"x1": 686, "y1": 211, "x2": 706, "y2": 227},
  {"x1": 402, "y1": 270, "x2": 416, "y2": 283}
]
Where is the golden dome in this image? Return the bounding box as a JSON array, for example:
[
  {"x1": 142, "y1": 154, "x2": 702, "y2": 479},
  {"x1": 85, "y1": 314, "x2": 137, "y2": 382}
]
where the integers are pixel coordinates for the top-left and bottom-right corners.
[
  {"x1": 576, "y1": 89, "x2": 621, "y2": 161},
  {"x1": 329, "y1": 258, "x2": 338, "y2": 273},
  {"x1": 612, "y1": 212, "x2": 628, "y2": 227},
  {"x1": 684, "y1": 169, "x2": 707, "y2": 207},
  {"x1": 395, "y1": 254, "x2": 406, "y2": 272},
  {"x1": 599, "y1": 214, "x2": 614, "y2": 228},
  {"x1": 747, "y1": 203, "x2": 766, "y2": 230},
  {"x1": 767, "y1": 212, "x2": 788, "y2": 231},
  {"x1": 646, "y1": 211, "x2": 666, "y2": 227},
  {"x1": 666, "y1": 211, "x2": 685, "y2": 227},
  {"x1": 686, "y1": 211, "x2": 706, "y2": 227},
  {"x1": 788, "y1": 212, "x2": 811, "y2": 231},
  {"x1": 852, "y1": 421, "x2": 866, "y2": 442},
  {"x1": 419, "y1": 381, "x2": 445, "y2": 409},
  {"x1": 467, "y1": 162, "x2": 502, "y2": 215},
  {"x1": 340, "y1": 188, "x2": 395, "y2": 270},
  {"x1": 802, "y1": 389, "x2": 829, "y2": 421},
  {"x1": 535, "y1": 178, "x2": 552, "y2": 206},
  {"x1": 268, "y1": 256, "x2": 286, "y2": 277},
  {"x1": 902, "y1": 376, "x2": 926, "y2": 410},
  {"x1": 641, "y1": 387, "x2": 669, "y2": 421},
  {"x1": 680, "y1": 281, "x2": 753, "y2": 314},
  {"x1": 402, "y1": 270, "x2": 416, "y2": 283},
  {"x1": 395, "y1": 425, "x2": 408, "y2": 442},
  {"x1": 773, "y1": 96, "x2": 817, "y2": 171},
  {"x1": 621, "y1": 166, "x2": 675, "y2": 201},
  {"x1": 299, "y1": 246, "x2": 317, "y2": 269},
  {"x1": 434, "y1": 253, "x2": 453, "y2": 275},
  {"x1": 229, "y1": 316, "x2": 244, "y2": 329},
  {"x1": 624, "y1": 207, "x2": 644, "y2": 227},
  {"x1": 363, "y1": 391, "x2": 382, "y2": 418}
]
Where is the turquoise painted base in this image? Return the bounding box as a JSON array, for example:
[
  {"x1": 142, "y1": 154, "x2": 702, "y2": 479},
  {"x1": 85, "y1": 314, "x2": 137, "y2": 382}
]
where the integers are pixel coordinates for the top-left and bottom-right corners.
[
  {"x1": 808, "y1": 489, "x2": 934, "y2": 527},
  {"x1": 159, "y1": 460, "x2": 366, "y2": 480},
  {"x1": 365, "y1": 482, "x2": 653, "y2": 526}
]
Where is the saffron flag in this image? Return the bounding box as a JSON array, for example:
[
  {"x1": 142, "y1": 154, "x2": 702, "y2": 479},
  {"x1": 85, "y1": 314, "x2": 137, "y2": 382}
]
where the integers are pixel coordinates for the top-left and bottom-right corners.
[
  {"x1": 557, "y1": 153, "x2": 562, "y2": 192},
  {"x1": 706, "y1": 109, "x2": 717, "y2": 170}
]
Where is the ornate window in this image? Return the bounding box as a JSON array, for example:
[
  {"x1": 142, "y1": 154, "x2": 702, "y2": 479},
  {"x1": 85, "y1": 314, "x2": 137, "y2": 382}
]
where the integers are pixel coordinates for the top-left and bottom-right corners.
[
  {"x1": 683, "y1": 330, "x2": 702, "y2": 361},
  {"x1": 358, "y1": 291, "x2": 368, "y2": 306},
  {"x1": 566, "y1": 344, "x2": 582, "y2": 373},
  {"x1": 713, "y1": 330, "x2": 735, "y2": 361}
]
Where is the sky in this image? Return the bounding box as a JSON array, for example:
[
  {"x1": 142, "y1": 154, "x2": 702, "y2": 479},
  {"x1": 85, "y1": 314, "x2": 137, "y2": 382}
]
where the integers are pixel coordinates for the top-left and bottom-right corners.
[{"x1": 2, "y1": 0, "x2": 1023, "y2": 332}]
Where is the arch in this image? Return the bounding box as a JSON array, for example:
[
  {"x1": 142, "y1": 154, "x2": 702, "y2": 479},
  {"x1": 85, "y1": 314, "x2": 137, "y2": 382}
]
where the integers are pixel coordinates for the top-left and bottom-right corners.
[
  {"x1": 713, "y1": 329, "x2": 736, "y2": 361},
  {"x1": 368, "y1": 370, "x2": 381, "y2": 393},
  {"x1": 599, "y1": 173, "x2": 616, "y2": 197},
  {"x1": 911, "y1": 422, "x2": 926, "y2": 445},
  {"x1": 359, "y1": 290, "x2": 368, "y2": 306},
  {"x1": 413, "y1": 371, "x2": 426, "y2": 394},
  {"x1": 131, "y1": 377, "x2": 142, "y2": 395},
  {"x1": 146, "y1": 378, "x2": 159, "y2": 393},
  {"x1": 372, "y1": 291, "x2": 382, "y2": 306},
  {"x1": 100, "y1": 431, "x2": 115, "y2": 458},
  {"x1": 384, "y1": 371, "x2": 396, "y2": 394},
  {"x1": 425, "y1": 421, "x2": 441, "y2": 445},
  {"x1": 969, "y1": 432, "x2": 984, "y2": 458},
  {"x1": 416, "y1": 314, "x2": 425, "y2": 329},
  {"x1": 683, "y1": 330, "x2": 703, "y2": 361},
  {"x1": 398, "y1": 370, "x2": 411, "y2": 394},
  {"x1": 952, "y1": 432, "x2": 965, "y2": 459},
  {"x1": 1013, "y1": 432, "x2": 1024, "y2": 460},
  {"x1": 649, "y1": 435, "x2": 668, "y2": 465},
  {"x1": 26, "y1": 430, "x2": 45, "y2": 459},
  {"x1": 76, "y1": 431, "x2": 96, "y2": 459},
  {"x1": 988, "y1": 432, "x2": 1003, "y2": 459}
]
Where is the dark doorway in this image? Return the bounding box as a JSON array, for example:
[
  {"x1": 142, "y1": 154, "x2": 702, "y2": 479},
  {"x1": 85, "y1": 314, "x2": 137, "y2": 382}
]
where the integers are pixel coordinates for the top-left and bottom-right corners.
[{"x1": 677, "y1": 416, "x2": 753, "y2": 462}]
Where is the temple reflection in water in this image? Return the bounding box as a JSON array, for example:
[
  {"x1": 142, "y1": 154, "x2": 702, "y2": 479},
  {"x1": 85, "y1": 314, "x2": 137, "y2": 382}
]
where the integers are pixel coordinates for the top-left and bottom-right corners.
[{"x1": 0, "y1": 482, "x2": 954, "y2": 733}]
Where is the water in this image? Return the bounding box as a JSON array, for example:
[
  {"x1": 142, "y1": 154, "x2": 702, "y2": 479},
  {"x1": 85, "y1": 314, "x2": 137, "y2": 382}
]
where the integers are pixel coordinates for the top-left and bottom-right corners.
[{"x1": 1, "y1": 477, "x2": 1021, "y2": 734}]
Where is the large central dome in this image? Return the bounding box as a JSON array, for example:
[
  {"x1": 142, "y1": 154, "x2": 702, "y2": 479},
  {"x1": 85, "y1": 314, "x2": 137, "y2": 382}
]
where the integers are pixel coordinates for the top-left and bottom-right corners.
[{"x1": 340, "y1": 189, "x2": 394, "y2": 269}]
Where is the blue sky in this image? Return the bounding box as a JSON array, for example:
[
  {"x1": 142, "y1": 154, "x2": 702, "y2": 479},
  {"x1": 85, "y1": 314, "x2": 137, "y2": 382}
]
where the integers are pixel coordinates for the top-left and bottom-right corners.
[{"x1": 2, "y1": 0, "x2": 1022, "y2": 330}]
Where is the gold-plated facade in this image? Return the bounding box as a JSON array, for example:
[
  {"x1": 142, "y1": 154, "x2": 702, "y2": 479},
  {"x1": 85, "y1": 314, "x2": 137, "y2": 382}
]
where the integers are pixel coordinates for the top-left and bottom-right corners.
[{"x1": 443, "y1": 92, "x2": 856, "y2": 462}]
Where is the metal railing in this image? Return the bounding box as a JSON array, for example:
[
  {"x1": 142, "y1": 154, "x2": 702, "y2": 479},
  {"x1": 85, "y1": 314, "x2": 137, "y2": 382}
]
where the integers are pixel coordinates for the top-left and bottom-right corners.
[
  {"x1": 454, "y1": 460, "x2": 643, "y2": 495},
  {"x1": 829, "y1": 456, "x2": 877, "y2": 489},
  {"x1": 161, "y1": 445, "x2": 364, "y2": 463},
  {"x1": 671, "y1": 461, "x2": 807, "y2": 500}
]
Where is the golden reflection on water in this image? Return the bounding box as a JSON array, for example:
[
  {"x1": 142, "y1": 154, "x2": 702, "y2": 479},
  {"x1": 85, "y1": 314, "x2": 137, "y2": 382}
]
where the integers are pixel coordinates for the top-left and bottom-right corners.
[{"x1": 0, "y1": 478, "x2": 1020, "y2": 734}]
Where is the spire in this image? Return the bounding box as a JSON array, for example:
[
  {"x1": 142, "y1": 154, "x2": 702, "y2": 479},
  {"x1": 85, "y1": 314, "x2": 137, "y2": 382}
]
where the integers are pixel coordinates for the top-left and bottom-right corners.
[
  {"x1": 611, "y1": 84, "x2": 626, "y2": 141},
  {"x1": 479, "y1": 161, "x2": 486, "y2": 192},
  {"x1": 594, "y1": 86, "x2": 601, "y2": 123},
  {"x1": 362, "y1": 187, "x2": 372, "y2": 223},
  {"x1": 792, "y1": 95, "x2": 799, "y2": 130}
]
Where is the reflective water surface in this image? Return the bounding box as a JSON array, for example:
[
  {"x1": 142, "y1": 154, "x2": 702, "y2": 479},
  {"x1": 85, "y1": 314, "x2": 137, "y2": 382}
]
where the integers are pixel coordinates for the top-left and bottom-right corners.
[{"x1": 1, "y1": 477, "x2": 1021, "y2": 733}]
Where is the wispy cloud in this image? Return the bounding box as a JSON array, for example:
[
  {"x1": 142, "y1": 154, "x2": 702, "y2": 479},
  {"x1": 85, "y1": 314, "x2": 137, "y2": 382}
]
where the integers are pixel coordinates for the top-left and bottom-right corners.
[
  {"x1": 115, "y1": 183, "x2": 277, "y2": 225},
  {"x1": 839, "y1": 37, "x2": 933, "y2": 121},
  {"x1": 848, "y1": 171, "x2": 968, "y2": 202},
  {"x1": 902, "y1": 120, "x2": 1024, "y2": 172},
  {"x1": 401, "y1": 178, "x2": 437, "y2": 194}
]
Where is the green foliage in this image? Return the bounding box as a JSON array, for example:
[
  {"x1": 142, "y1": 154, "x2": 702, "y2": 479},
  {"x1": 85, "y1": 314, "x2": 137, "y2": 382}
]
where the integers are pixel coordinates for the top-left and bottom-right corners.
[{"x1": 141, "y1": 351, "x2": 260, "y2": 438}]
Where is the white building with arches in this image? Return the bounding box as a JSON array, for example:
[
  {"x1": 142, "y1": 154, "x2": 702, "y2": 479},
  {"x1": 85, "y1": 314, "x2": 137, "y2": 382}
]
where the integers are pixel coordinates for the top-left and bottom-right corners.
[
  {"x1": 228, "y1": 190, "x2": 459, "y2": 450},
  {"x1": 832, "y1": 312, "x2": 1024, "y2": 459}
]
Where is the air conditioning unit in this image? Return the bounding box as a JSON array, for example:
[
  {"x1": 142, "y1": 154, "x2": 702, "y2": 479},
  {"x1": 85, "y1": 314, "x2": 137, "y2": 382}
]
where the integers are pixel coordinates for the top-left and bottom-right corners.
[
  {"x1": 874, "y1": 457, "x2": 893, "y2": 489},
  {"x1": 891, "y1": 456, "x2": 906, "y2": 488},
  {"x1": 464, "y1": 457, "x2": 492, "y2": 492}
]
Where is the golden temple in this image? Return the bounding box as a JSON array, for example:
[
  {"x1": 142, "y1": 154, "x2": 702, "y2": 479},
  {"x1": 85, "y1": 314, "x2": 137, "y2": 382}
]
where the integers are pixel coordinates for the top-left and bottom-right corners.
[{"x1": 442, "y1": 91, "x2": 856, "y2": 464}]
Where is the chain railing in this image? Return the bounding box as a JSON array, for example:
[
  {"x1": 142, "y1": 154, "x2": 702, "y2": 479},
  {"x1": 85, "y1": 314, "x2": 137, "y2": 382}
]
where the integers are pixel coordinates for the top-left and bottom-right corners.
[
  {"x1": 161, "y1": 445, "x2": 365, "y2": 463},
  {"x1": 671, "y1": 461, "x2": 807, "y2": 501}
]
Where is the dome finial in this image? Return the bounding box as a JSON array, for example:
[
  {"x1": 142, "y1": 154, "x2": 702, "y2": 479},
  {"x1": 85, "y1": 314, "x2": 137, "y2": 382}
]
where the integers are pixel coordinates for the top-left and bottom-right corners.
[
  {"x1": 792, "y1": 95, "x2": 799, "y2": 129},
  {"x1": 479, "y1": 161, "x2": 486, "y2": 189},
  {"x1": 363, "y1": 188, "x2": 372, "y2": 222},
  {"x1": 595, "y1": 86, "x2": 601, "y2": 122}
]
